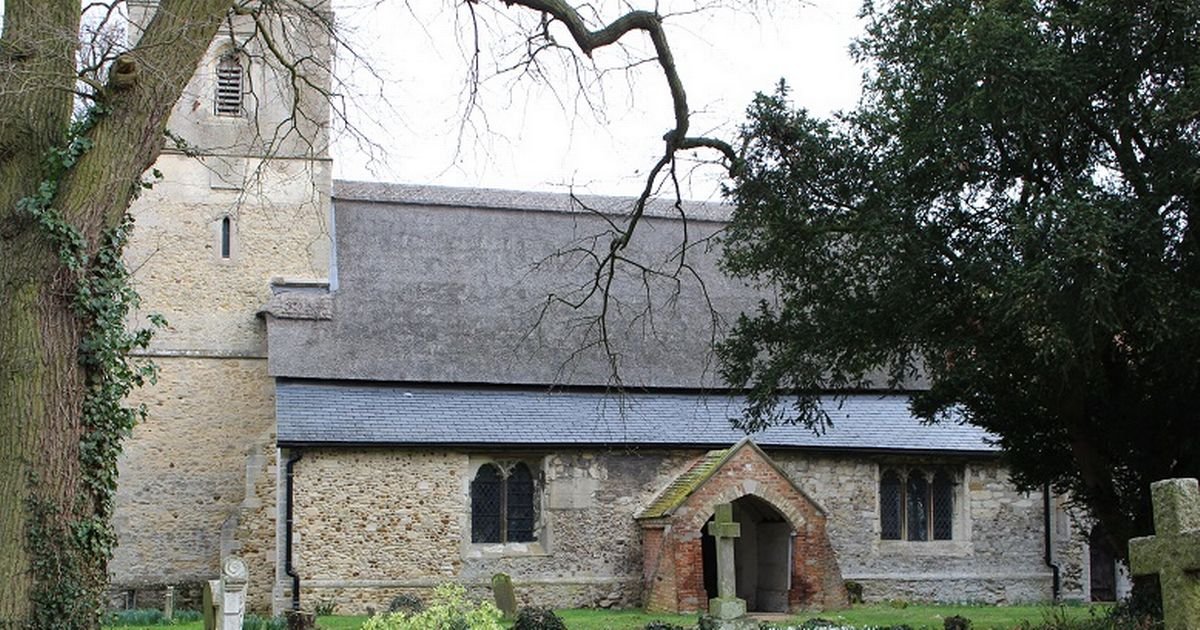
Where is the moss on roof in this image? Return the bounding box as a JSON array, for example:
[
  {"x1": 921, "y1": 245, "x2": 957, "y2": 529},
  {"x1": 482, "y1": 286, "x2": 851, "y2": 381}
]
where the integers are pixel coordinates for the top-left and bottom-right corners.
[{"x1": 637, "y1": 447, "x2": 736, "y2": 519}]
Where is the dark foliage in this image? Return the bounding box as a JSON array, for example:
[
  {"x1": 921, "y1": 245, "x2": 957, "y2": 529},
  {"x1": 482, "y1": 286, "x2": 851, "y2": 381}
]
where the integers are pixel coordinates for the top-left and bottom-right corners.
[
  {"x1": 387, "y1": 594, "x2": 424, "y2": 614},
  {"x1": 720, "y1": 0, "x2": 1200, "y2": 564},
  {"x1": 945, "y1": 615, "x2": 972, "y2": 630},
  {"x1": 511, "y1": 606, "x2": 568, "y2": 630}
]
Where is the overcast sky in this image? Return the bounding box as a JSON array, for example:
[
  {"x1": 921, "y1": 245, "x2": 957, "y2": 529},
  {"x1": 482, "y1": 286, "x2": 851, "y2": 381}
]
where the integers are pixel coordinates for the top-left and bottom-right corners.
[{"x1": 331, "y1": 1, "x2": 865, "y2": 200}]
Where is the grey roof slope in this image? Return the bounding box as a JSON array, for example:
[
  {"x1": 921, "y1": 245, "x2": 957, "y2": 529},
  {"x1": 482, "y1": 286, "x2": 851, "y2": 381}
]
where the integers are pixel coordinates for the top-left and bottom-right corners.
[
  {"x1": 332, "y1": 180, "x2": 732, "y2": 222},
  {"x1": 276, "y1": 381, "x2": 997, "y2": 453}
]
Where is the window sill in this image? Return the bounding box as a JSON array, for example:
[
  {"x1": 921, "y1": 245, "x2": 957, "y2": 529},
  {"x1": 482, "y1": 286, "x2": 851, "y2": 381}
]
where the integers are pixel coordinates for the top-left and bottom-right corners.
[
  {"x1": 876, "y1": 539, "x2": 972, "y2": 556},
  {"x1": 464, "y1": 541, "x2": 549, "y2": 559}
]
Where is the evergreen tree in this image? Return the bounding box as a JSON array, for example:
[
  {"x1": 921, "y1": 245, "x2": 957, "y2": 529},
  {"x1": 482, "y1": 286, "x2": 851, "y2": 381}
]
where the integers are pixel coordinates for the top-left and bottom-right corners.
[{"x1": 720, "y1": 0, "x2": 1200, "y2": 563}]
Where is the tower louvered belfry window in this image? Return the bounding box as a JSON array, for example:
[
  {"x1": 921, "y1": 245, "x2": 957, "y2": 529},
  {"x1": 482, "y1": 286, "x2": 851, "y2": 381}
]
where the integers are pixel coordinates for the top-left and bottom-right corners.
[
  {"x1": 215, "y1": 53, "x2": 243, "y2": 116},
  {"x1": 879, "y1": 467, "x2": 956, "y2": 541}
]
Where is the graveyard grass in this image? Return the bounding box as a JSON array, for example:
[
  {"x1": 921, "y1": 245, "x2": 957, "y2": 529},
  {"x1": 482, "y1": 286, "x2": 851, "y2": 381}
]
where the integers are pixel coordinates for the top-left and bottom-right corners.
[{"x1": 101, "y1": 602, "x2": 1107, "y2": 629}]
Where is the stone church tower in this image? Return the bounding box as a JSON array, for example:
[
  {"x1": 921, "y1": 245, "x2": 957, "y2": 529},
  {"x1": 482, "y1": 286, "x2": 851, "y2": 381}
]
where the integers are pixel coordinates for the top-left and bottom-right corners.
[{"x1": 111, "y1": 1, "x2": 332, "y2": 613}]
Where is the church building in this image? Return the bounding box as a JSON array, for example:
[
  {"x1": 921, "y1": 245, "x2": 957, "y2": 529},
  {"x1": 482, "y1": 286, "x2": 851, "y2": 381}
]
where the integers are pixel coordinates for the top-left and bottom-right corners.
[{"x1": 110, "y1": 1, "x2": 1121, "y2": 617}]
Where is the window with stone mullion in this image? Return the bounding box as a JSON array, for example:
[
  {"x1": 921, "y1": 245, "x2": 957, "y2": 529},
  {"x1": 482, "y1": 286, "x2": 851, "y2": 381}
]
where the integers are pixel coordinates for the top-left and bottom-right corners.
[
  {"x1": 906, "y1": 471, "x2": 930, "y2": 541},
  {"x1": 471, "y1": 461, "x2": 538, "y2": 544},
  {"x1": 879, "y1": 467, "x2": 954, "y2": 541}
]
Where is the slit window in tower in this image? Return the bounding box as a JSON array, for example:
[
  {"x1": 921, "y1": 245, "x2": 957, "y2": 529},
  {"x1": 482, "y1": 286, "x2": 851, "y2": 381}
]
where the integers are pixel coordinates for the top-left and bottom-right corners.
[{"x1": 220, "y1": 217, "x2": 231, "y2": 259}]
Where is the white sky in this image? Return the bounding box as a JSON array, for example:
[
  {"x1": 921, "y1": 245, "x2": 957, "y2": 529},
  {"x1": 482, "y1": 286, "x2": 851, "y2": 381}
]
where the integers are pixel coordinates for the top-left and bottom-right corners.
[{"x1": 331, "y1": 0, "x2": 865, "y2": 200}]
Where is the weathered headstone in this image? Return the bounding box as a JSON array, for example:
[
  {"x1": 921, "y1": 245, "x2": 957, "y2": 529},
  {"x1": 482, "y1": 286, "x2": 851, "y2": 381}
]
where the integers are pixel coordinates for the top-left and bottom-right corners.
[
  {"x1": 706, "y1": 503, "x2": 757, "y2": 629},
  {"x1": 201, "y1": 580, "x2": 220, "y2": 630},
  {"x1": 164, "y1": 585, "x2": 175, "y2": 621},
  {"x1": 1128, "y1": 478, "x2": 1200, "y2": 630},
  {"x1": 202, "y1": 556, "x2": 250, "y2": 630},
  {"x1": 491, "y1": 572, "x2": 518, "y2": 619},
  {"x1": 219, "y1": 556, "x2": 249, "y2": 630}
]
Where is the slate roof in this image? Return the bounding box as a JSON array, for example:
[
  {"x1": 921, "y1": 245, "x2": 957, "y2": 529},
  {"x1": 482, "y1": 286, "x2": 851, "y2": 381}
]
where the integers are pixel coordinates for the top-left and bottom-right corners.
[{"x1": 275, "y1": 380, "x2": 998, "y2": 453}]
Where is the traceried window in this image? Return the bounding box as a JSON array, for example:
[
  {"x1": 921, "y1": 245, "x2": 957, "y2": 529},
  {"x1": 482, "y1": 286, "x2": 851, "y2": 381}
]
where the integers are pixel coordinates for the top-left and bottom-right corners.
[
  {"x1": 215, "y1": 53, "x2": 244, "y2": 116},
  {"x1": 880, "y1": 467, "x2": 956, "y2": 541},
  {"x1": 471, "y1": 462, "x2": 537, "y2": 544}
]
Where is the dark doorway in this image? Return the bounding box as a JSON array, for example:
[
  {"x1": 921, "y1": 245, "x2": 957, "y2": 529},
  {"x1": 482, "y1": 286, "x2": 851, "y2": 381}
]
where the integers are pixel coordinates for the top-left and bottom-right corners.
[
  {"x1": 1089, "y1": 527, "x2": 1117, "y2": 602},
  {"x1": 700, "y1": 495, "x2": 793, "y2": 613}
]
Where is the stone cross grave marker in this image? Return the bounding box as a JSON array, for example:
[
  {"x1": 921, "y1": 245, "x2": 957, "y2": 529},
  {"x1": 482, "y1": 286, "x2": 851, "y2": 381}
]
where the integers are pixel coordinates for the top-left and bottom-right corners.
[
  {"x1": 491, "y1": 572, "x2": 518, "y2": 619},
  {"x1": 707, "y1": 502, "x2": 746, "y2": 620},
  {"x1": 1128, "y1": 478, "x2": 1200, "y2": 630}
]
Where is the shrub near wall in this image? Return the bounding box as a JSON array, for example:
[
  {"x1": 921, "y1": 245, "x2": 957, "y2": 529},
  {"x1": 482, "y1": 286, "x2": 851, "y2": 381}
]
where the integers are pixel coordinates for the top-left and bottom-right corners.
[{"x1": 361, "y1": 584, "x2": 501, "y2": 630}]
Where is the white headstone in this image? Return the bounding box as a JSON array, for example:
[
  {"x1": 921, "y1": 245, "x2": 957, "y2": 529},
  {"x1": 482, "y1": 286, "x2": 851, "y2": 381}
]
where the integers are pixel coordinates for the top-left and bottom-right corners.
[{"x1": 219, "y1": 556, "x2": 249, "y2": 630}]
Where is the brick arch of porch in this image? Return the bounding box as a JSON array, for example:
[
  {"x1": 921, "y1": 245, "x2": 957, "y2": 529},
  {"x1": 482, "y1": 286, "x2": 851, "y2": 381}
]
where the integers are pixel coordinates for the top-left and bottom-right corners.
[{"x1": 640, "y1": 445, "x2": 849, "y2": 613}]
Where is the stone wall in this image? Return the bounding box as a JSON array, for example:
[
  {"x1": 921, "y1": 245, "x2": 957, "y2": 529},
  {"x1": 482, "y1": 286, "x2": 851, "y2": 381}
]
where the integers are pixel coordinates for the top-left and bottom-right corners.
[
  {"x1": 289, "y1": 446, "x2": 1072, "y2": 614},
  {"x1": 775, "y1": 453, "x2": 1058, "y2": 603},
  {"x1": 112, "y1": 5, "x2": 330, "y2": 614},
  {"x1": 291, "y1": 448, "x2": 698, "y2": 614},
  {"x1": 111, "y1": 357, "x2": 278, "y2": 611},
  {"x1": 113, "y1": 147, "x2": 330, "y2": 613}
]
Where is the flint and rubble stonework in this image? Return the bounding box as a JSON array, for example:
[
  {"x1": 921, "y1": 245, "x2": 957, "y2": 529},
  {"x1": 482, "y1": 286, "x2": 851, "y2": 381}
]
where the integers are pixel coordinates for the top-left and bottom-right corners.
[
  {"x1": 289, "y1": 445, "x2": 1067, "y2": 614},
  {"x1": 292, "y1": 448, "x2": 698, "y2": 614},
  {"x1": 777, "y1": 454, "x2": 1056, "y2": 603}
]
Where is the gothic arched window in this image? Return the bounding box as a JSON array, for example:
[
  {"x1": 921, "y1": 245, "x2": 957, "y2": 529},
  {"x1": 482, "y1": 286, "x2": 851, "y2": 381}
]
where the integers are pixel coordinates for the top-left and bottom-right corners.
[
  {"x1": 879, "y1": 467, "x2": 957, "y2": 541},
  {"x1": 471, "y1": 461, "x2": 538, "y2": 544},
  {"x1": 879, "y1": 469, "x2": 903, "y2": 540},
  {"x1": 215, "y1": 53, "x2": 244, "y2": 116},
  {"x1": 506, "y1": 463, "x2": 536, "y2": 542}
]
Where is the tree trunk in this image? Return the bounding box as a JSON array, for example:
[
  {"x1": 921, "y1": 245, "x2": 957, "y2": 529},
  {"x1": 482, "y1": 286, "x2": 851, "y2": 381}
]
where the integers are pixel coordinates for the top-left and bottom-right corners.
[
  {"x1": 0, "y1": 235, "x2": 89, "y2": 626},
  {"x1": 0, "y1": 1, "x2": 233, "y2": 626}
]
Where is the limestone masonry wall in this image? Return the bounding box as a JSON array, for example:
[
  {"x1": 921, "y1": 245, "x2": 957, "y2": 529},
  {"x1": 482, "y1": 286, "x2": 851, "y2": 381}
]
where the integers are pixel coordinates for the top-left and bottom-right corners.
[
  {"x1": 112, "y1": 149, "x2": 330, "y2": 613},
  {"x1": 291, "y1": 447, "x2": 1069, "y2": 614},
  {"x1": 111, "y1": 358, "x2": 277, "y2": 607}
]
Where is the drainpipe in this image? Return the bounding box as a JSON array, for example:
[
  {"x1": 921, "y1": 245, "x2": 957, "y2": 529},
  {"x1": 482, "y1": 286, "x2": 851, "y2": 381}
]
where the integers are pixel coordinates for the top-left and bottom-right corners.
[
  {"x1": 285, "y1": 449, "x2": 304, "y2": 611},
  {"x1": 1043, "y1": 483, "x2": 1061, "y2": 602}
]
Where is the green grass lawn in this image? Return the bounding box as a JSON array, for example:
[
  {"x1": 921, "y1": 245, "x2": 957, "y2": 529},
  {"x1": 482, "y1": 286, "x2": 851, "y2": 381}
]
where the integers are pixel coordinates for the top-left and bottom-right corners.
[{"x1": 102, "y1": 603, "x2": 1109, "y2": 630}]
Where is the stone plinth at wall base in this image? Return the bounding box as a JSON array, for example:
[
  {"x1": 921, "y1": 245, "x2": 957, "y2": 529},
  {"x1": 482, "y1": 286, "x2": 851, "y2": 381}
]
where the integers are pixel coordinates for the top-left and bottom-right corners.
[
  {"x1": 709, "y1": 597, "x2": 747, "y2": 619},
  {"x1": 699, "y1": 613, "x2": 760, "y2": 630},
  {"x1": 284, "y1": 610, "x2": 315, "y2": 630}
]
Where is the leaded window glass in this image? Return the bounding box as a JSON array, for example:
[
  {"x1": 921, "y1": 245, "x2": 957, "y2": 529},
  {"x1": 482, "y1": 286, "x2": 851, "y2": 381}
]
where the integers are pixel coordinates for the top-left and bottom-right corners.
[
  {"x1": 879, "y1": 466, "x2": 956, "y2": 541},
  {"x1": 506, "y1": 463, "x2": 536, "y2": 542},
  {"x1": 880, "y1": 470, "x2": 903, "y2": 540},
  {"x1": 471, "y1": 461, "x2": 538, "y2": 544},
  {"x1": 471, "y1": 464, "x2": 502, "y2": 543},
  {"x1": 932, "y1": 471, "x2": 955, "y2": 540}
]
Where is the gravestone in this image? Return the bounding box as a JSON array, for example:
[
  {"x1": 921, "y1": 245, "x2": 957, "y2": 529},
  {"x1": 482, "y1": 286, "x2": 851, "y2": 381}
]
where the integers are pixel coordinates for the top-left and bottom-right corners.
[
  {"x1": 164, "y1": 585, "x2": 174, "y2": 621},
  {"x1": 706, "y1": 503, "x2": 757, "y2": 629},
  {"x1": 218, "y1": 557, "x2": 249, "y2": 630},
  {"x1": 491, "y1": 572, "x2": 518, "y2": 619},
  {"x1": 201, "y1": 580, "x2": 220, "y2": 630},
  {"x1": 202, "y1": 556, "x2": 250, "y2": 630},
  {"x1": 1128, "y1": 478, "x2": 1200, "y2": 630}
]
